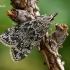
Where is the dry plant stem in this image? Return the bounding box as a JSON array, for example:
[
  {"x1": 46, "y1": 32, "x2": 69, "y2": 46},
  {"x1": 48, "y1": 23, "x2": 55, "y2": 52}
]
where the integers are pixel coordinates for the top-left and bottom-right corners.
[{"x1": 37, "y1": 24, "x2": 68, "y2": 70}]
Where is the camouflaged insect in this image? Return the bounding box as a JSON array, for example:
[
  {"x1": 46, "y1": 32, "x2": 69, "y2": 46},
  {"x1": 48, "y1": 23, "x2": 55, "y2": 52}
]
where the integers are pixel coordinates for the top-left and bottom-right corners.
[{"x1": 0, "y1": 13, "x2": 57, "y2": 61}]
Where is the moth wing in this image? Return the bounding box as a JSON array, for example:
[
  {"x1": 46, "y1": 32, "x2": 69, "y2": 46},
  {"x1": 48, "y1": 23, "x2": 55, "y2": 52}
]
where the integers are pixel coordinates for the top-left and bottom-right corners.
[{"x1": 10, "y1": 44, "x2": 34, "y2": 61}]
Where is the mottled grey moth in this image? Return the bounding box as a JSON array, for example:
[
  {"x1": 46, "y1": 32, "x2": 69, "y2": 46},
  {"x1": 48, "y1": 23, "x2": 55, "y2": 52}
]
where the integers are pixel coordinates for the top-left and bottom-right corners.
[{"x1": 0, "y1": 13, "x2": 57, "y2": 61}]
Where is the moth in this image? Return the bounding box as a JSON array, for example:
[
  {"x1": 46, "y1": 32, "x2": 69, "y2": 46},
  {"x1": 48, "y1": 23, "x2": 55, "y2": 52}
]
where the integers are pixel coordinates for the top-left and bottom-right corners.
[{"x1": 0, "y1": 13, "x2": 57, "y2": 61}]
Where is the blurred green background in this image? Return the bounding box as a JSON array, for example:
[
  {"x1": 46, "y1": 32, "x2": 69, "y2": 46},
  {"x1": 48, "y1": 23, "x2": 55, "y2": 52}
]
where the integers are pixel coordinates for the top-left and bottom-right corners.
[{"x1": 0, "y1": 0, "x2": 70, "y2": 70}]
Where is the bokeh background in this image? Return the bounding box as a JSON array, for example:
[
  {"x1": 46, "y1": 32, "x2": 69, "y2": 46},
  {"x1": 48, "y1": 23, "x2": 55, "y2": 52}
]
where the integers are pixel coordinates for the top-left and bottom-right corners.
[{"x1": 0, "y1": 0, "x2": 70, "y2": 70}]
